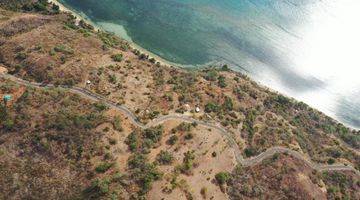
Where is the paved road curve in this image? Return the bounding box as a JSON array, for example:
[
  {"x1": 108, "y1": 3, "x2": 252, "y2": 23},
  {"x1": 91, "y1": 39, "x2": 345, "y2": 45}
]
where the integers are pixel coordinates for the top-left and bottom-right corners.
[{"x1": 1, "y1": 73, "x2": 359, "y2": 176}]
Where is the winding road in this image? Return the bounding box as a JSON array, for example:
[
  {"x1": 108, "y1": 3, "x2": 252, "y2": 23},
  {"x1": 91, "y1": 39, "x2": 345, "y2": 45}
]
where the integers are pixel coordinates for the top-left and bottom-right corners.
[{"x1": 1, "y1": 73, "x2": 359, "y2": 176}]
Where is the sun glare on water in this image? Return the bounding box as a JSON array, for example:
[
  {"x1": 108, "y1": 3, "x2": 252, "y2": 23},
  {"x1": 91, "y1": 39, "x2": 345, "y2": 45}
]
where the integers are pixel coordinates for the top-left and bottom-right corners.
[
  {"x1": 296, "y1": 0, "x2": 360, "y2": 92},
  {"x1": 288, "y1": 0, "x2": 360, "y2": 122}
]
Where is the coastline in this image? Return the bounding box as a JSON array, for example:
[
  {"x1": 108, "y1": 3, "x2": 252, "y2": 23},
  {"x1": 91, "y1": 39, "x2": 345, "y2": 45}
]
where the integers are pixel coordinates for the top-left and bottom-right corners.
[
  {"x1": 47, "y1": 1, "x2": 359, "y2": 130},
  {"x1": 48, "y1": 0, "x2": 185, "y2": 68}
]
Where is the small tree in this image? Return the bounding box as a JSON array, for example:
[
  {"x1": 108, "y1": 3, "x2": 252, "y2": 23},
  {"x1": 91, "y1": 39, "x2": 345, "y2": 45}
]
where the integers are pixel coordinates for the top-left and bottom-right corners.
[
  {"x1": 218, "y1": 75, "x2": 227, "y2": 88},
  {"x1": 156, "y1": 150, "x2": 174, "y2": 165},
  {"x1": 223, "y1": 96, "x2": 233, "y2": 111},
  {"x1": 111, "y1": 53, "x2": 123, "y2": 62},
  {"x1": 167, "y1": 135, "x2": 178, "y2": 145},
  {"x1": 205, "y1": 102, "x2": 219, "y2": 113},
  {"x1": 215, "y1": 172, "x2": 231, "y2": 185}
]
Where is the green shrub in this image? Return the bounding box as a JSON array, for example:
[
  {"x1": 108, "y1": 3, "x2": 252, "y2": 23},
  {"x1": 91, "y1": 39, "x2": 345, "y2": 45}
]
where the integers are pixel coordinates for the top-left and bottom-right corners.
[
  {"x1": 128, "y1": 153, "x2": 146, "y2": 169},
  {"x1": 218, "y1": 75, "x2": 227, "y2": 88},
  {"x1": 95, "y1": 162, "x2": 114, "y2": 173},
  {"x1": 108, "y1": 138, "x2": 117, "y2": 145},
  {"x1": 54, "y1": 45, "x2": 74, "y2": 54},
  {"x1": 33, "y1": 2, "x2": 47, "y2": 12},
  {"x1": 15, "y1": 52, "x2": 27, "y2": 60},
  {"x1": 175, "y1": 122, "x2": 193, "y2": 132},
  {"x1": 111, "y1": 54, "x2": 123, "y2": 62},
  {"x1": 93, "y1": 102, "x2": 108, "y2": 111},
  {"x1": 3, "y1": 119, "x2": 14, "y2": 131},
  {"x1": 167, "y1": 135, "x2": 178, "y2": 145},
  {"x1": 52, "y1": 4, "x2": 59, "y2": 12},
  {"x1": 49, "y1": 49, "x2": 56, "y2": 56},
  {"x1": 178, "y1": 151, "x2": 195, "y2": 174},
  {"x1": 97, "y1": 32, "x2": 121, "y2": 47},
  {"x1": 243, "y1": 109, "x2": 257, "y2": 140},
  {"x1": 127, "y1": 153, "x2": 162, "y2": 195},
  {"x1": 113, "y1": 116, "x2": 123, "y2": 131},
  {"x1": 221, "y1": 65, "x2": 230, "y2": 71},
  {"x1": 200, "y1": 187, "x2": 208, "y2": 198},
  {"x1": 156, "y1": 150, "x2": 174, "y2": 165},
  {"x1": 125, "y1": 132, "x2": 138, "y2": 152},
  {"x1": 244, "y1": 147, "x2": 257, "y2": 158},
  {"x1": 184, "y1": 133, "x2": 194, "y2": 140},
  {"x1": 204, "y1": 69, "x2": 218, "y2": 81},
  {"x1": 215, "y1": 172, "x2": 231, "y2": 185},
  {"x1": 143, "y1": 126, "x2": 163, "y2": 144},
  {"x1": 83, "y1": 177, "x2": 111, "y2": 197},
  {"x1": 223, "y1": 96, "x2": 233, "y2": 111},
  {"x1": 205, "y1": 102, "x2": 219, "y2": 113},
  {"x1": 108, "y1": 74, "x2": 117, "y2": 84},
  {"x1": 327, "y1": 158, "x2": 336, "y2": 165}
]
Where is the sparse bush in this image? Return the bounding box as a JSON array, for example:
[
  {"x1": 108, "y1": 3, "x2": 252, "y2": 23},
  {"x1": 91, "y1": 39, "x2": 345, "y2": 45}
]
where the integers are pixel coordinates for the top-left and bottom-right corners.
[
  {"x1": 167, "y1": 135, "x2": 178, "y2": 145},
  {"x1": 127, "y1": 153, "x2": 162, "y2": 195},
  {"x1": 83, "y1": 177, "x2": 111, "y2": 197},
  {"x1": 113, "y1": 116, "x2": 123, "y2": 131},
  {"x1": 108, "y1": 74, "x2": 117, "y2": 84},
  {"x1": 143, "y1": 126, "x2": 163, "y2": 144},
  {"x1": 327, "y1": 158, "x2": 335, "y2": 165},
  {"x1": 184, "y1": 133, "x2": 194, "y2": 140},
  {"x1": 175, "y1": 122, "x2": 193, "y2": 132},
  {"x1": 97, "y1": 31, "x2": 122, "y2": 47},
  {"x1": 204, "y1": 69, "x2": 218, "y2": 81},
  {"x1": 111, "y1": 54, "x2": 123, "y2": 62},
  {"x1": 3, "y1": 118, "x2": 14, "y2": 131},
  {"x1": 52, "y1": 4, "x2": 59, "y2": 13},
  {"x1": 125, "y1": 126, "x2": 163, "y2": 152},
  {"x1": 156, "y1": 150, "x2": 174, "y2": 165},
  {"x1": 223, "y1": 96, "x2": 233, "y2": 111},
  {"x1": 54, "y1": 44, "x2": 74, "y2": 54},
  {"x1": 218, "y1": 75, "x2": 227, "y2": 88},
  {"x1": 33, "y1": 2, "x2": 48, "y2": 12},
  {"x1": 215, "y1": 172, "x2": 231, "y2": 185},
  {"x1": 200, "y1": 187, "x2": 208, "y2": 198},
  {"x1": 178, "y1": 151, "x2": 195, "y2": 174},
  {"x1": 205, "y1": 102, "x2": 219, "y2": 113},
  {"x1": 212, "y1": 152, "x2": 217, "y2": 157},
  {"x1": 95, "y1": 162, "x2": 114, "y2": 173},
  {"x1": 221, "y1": 65, "x2": 230, "y2": 71},
  {"x1": 15, "y1": 52, "x2": 27, "y2": 60},
  {"x1": 244, "y1": 147, "x2": 257, "y2": 158},
  {"x1": 108, "y1": 138, "x2": 117, "y2": 145},
  {"x1": 93, "y1": 102, "x2": 108, "y2": 111},
  {"x1": 125, "y1": 132, "x2": 138, "y2": 152}
]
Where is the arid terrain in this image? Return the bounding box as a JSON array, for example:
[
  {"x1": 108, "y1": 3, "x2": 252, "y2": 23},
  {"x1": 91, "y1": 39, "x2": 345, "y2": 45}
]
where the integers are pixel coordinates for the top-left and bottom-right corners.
[{"x1": 0, "y1": 1, "x2": 359, "y2": 200}]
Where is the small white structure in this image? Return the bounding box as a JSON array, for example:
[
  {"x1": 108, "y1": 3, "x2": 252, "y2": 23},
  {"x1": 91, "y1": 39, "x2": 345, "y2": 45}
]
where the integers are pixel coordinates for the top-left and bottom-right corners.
[
  {"x1": 195, "y1": 107, "x2": 200, "y2": 113},
  {"x1": 86, "y1": 80, "x2": 91, "y2": 85}
]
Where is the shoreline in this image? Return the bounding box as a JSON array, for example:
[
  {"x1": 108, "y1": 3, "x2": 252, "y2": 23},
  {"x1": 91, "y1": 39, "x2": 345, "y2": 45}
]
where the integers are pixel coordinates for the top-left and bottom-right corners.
[
  {"x1": 48, "y1": 0, "x2": 186, "y2": 68},
  {"x1": 47, "y1": 1, "x2": 359, "y2": 130}
]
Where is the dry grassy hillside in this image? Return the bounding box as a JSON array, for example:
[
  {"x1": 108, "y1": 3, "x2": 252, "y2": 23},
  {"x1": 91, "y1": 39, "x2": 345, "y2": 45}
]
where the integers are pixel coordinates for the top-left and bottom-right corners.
[{"x1": 0, "y1": 1, "x2": 359, "y2": 199}]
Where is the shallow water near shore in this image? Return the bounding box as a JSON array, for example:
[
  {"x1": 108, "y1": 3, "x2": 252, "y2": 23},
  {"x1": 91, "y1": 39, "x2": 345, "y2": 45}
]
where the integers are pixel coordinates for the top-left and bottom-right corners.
[{"x1": 59, "y1": 0, "x2": 360, "y2": 129}]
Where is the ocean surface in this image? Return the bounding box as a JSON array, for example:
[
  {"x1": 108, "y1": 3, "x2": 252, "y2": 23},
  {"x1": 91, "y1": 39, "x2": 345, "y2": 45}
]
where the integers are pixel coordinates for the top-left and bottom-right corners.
[{"x1": 59, "y1": 0, "x2": 360, "y2": 129}]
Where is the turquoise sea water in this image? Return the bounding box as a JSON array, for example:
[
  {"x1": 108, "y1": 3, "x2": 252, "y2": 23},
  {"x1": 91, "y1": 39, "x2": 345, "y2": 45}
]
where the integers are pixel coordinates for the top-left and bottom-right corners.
[{"x1": 59, "y1": 0, "x2": 360, "y2": 129}]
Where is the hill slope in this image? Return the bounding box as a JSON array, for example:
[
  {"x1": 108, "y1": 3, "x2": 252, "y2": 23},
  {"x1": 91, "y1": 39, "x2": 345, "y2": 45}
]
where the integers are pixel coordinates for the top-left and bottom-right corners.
[{"x1": 0, "y1": 1, "x2": 359, "y2": 199}]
